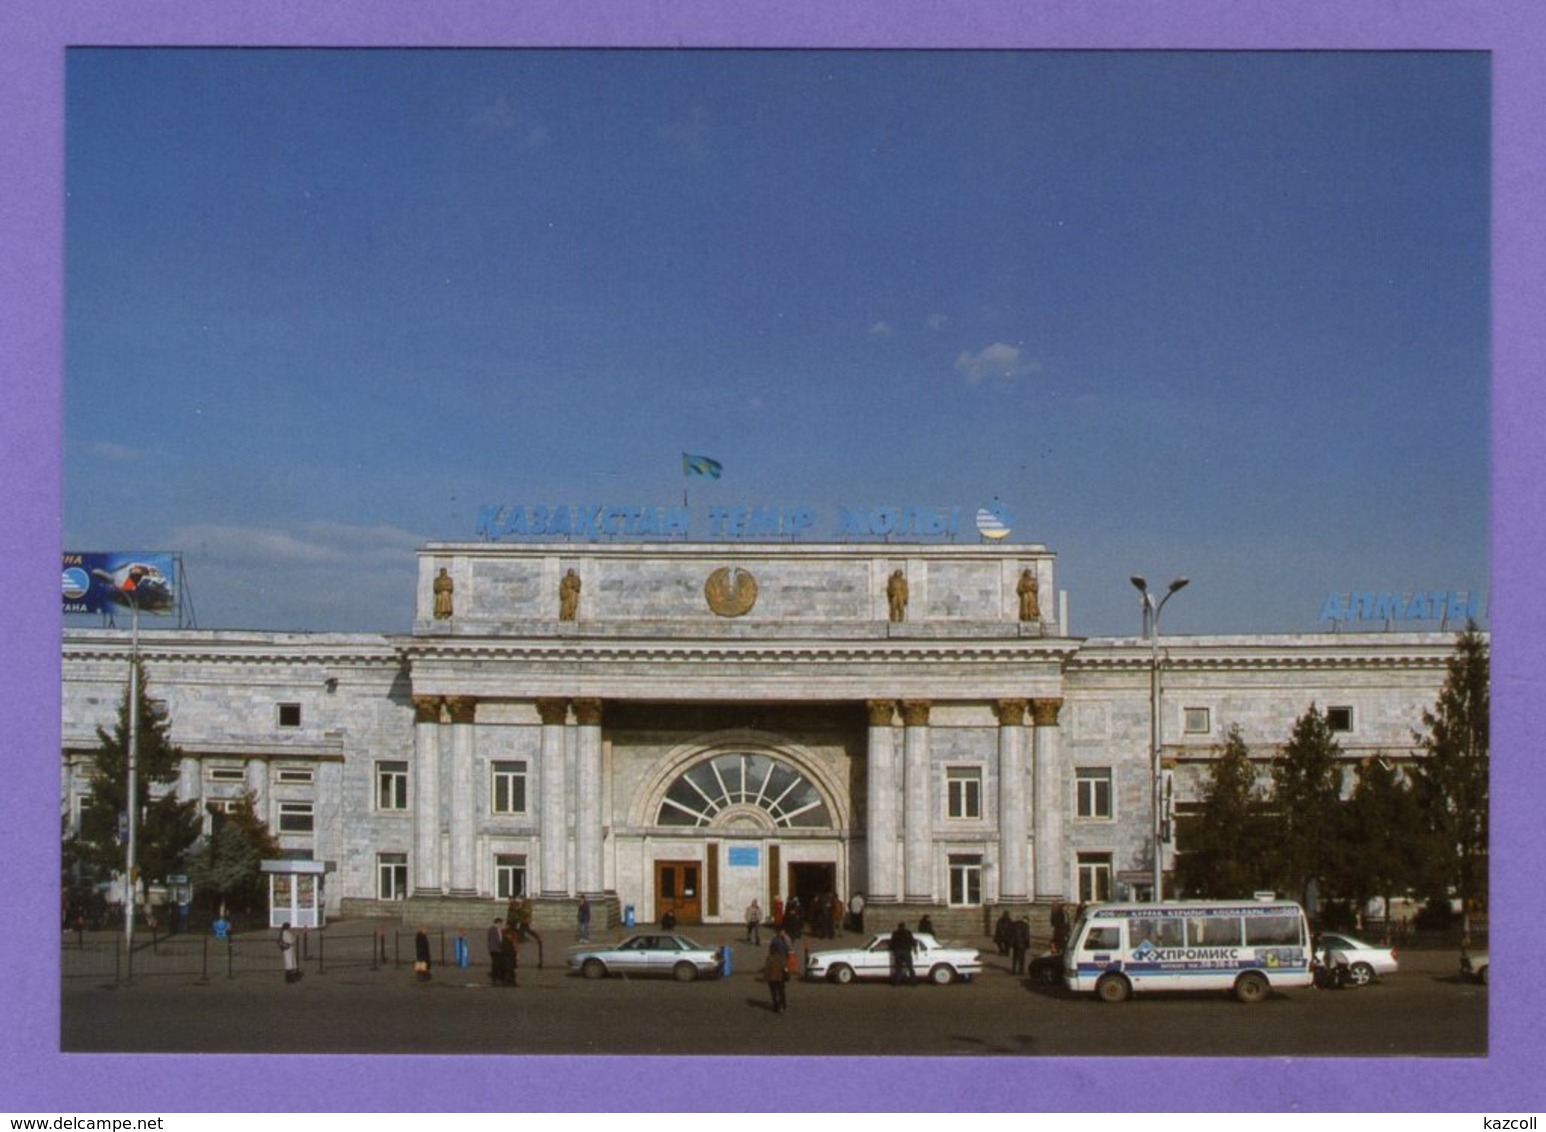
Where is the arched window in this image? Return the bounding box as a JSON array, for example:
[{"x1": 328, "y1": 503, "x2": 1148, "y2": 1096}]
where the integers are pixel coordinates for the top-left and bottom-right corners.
[{"x1": 656, "y1": 752, "x2": 831, "y2": 829}]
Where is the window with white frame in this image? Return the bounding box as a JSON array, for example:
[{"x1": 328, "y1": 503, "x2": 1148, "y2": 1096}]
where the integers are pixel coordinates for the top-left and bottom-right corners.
[
  {"x1": 1077, "y1": 852, "x2": 1113, "y2": 904},
  {"x1": 1076, "y1": 767, "x2": 1113, "y2": 819},
  {"x1": 376, "y1": 761, "x2": 409, "y2": 811},
  {"x1": 491, "y1": 761, "x2": 528, "y2": 815},
  {"x1": 206, "y1": 764, "x2": 245, "y2": 784},
  {"x1": 377, "y1": 853, "x2": 409, "y2": 900},
  {"x1": 946, "y1": 766, "x2": 983, "y2": 820},
  {"x1": 276, "y1": 766, "x2": 314, "y2": 785},
  {"x1": 947, "y1": 855, "x2": 983, "y2": 906},
  {"x1": 1183, "y1": 707, "x2": 1211, "y2": 735},
  {"x1": 277, "y1": 801, "x2": 314, "y2": 834},
  {"x1": 494, "y1": 854, "x2": 527, "y2": 899}
]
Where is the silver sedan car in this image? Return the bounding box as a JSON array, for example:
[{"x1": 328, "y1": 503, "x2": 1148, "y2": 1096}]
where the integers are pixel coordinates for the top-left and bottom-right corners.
[
  {"x1": 568, "y1": 933, "x2": 723, "y2": 982},
  {"x1": 1320, "y1": 932, "x2": 1400, "y2": 986}
]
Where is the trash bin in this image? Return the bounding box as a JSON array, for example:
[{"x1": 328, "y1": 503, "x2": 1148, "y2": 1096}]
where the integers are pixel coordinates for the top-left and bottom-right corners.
[
  {"x1": 719, "y1": 945, "x2": 732, "y2": 977},
  {"x1": 624, "y1": 904, "x2": 635, "y2": 928},
  {"x1": 454, "y1": 933, "x2": 470, "y2": 968}
]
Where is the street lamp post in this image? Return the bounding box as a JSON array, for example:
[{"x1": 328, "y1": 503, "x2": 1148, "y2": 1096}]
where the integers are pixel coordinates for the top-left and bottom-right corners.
[
  {"x1": 124, "y1": 589, "x2": 141, "y2": 952},
  {"x1": 1130, "y1": 575, "x2": 1189, "y2": 903}
]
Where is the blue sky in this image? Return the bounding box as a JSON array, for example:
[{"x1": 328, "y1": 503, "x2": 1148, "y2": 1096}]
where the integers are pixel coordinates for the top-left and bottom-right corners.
[{"x1": 64, "y1": 49, "x2": 1490, "y2": 636}]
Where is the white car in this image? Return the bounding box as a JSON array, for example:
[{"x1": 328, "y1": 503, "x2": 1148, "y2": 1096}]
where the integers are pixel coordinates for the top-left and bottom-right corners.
[
  {"x1": 567, "y1": 933, "x2": 722, "y2": 981},
  {"x1": 805, "y1": 932, "x2": 982, "y2": 986},
  {"x1": 1319, "y1": 932, "x2": 1399, "y2": 986}
]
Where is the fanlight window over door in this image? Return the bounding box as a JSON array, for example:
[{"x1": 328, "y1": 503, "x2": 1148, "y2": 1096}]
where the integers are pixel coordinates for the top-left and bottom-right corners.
[{"x1": 657, "y1": 753, "x2": 831, "y2": 829}]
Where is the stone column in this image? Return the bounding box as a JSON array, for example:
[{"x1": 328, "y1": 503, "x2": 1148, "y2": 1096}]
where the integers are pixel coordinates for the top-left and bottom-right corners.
[
  {"x1": 446, "y1": 696, "x2": 478, "y2": 896},
  {"x1": 995, "y1": 699, "x2": 1030, "y2": 904},
  {"x1": 412, "y1": 696, "x2": 443, "y2": 896},
  {"x1": 1031, "y1": 697, "x2": 1066, "y2": 902},
  {"x1": 864, "y1": 700, "x2": 898, "y2": 902},
  {"x1": 901, "y1": 699, "x2": 933, "y2": 903},
  {"x1": 573, "y1": 697, "x2": 604, "y2": 895},
  {"x1": 537, "y1": 697, "x2": 570, "y2": 897}
]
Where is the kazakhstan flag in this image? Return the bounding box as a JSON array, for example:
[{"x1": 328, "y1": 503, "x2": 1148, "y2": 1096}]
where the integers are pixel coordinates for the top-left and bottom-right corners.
[{"x1": 682, "y1": 453, "x2": 724, "y2": 479}]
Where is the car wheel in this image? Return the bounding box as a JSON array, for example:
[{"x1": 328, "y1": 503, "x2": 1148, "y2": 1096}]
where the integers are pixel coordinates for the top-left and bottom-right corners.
[
  {"x1": 1348, "y1": 962, "x2": 1375, "y2": 987},
  {"x1": 929, "y1": 964, "x2": 956, "y2": 986},
  {"x1": 829, "y1": 963, "x2": 855, "y2": 985},
  {"x1": 673, "y1": 961, "x2": 698, "y2": 983},
  {"x1": 1479, "y1": 965, "x2": 1488, "y2": 985},
  {"x1": 1095, "y1": 973, "x2": 1130, "y2": 1003},
  {"x1": 581, "y1": 958, "x2": 606, "y2": 980},
  {"x1": 1234, "y1": 971, "x2": 1270, "y2": 1004}
]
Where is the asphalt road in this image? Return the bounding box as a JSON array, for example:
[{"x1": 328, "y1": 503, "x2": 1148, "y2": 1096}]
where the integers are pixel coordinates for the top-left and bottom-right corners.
[{"x1": 60, "y1": 930, "x2": 1486, "y2": 1057}]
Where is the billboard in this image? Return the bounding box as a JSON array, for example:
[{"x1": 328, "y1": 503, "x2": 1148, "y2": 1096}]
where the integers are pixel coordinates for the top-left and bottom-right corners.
[{"x1": 62, "y1": 552, "x2": 177, "y2": 616}]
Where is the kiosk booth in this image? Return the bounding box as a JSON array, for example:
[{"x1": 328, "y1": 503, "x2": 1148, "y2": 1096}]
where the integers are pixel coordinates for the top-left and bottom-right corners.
[{"x1": 260, "y1": 859, "x2": 333, "y2": 929}]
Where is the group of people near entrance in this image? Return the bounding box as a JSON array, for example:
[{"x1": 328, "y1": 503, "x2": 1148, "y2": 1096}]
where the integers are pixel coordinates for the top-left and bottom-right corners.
[
  {"x1": 993, "y1": 902, "x2": 1080, "y2": 975},
  {"x1": 744, "y1": 892, "x2": 855, "y2": 947}
]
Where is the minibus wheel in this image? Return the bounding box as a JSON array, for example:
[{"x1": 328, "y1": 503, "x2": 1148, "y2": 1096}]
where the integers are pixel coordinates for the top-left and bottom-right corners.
[
  {"x1": 1234, "y1": 972, "x2": 1270, "y2": 1004},
  {"x1": 1095, "y1": 973, "x2": 1131, "y2": 1003}
]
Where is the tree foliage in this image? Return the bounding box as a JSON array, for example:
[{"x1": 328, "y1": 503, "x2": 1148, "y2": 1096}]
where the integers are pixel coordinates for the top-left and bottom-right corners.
[
  {"x1": 64, "y1": 659, "x2": 201, "y2": 890},
  {"x1": 1337, "y1": 754, "x2": 1422, "y2": 915},
  {"x1": 1269, "y1": 704, "x2": 1345, "y2": 906},
  {"x1": 1174, "y1": 724, "x2": 1276, "y2": 898},
  {"x1": 185, "y1": 790, "x2": 281, "y2": 915},
  {"x1": 1411, "y1": 624, "x2": 1489, "y2": 920}
]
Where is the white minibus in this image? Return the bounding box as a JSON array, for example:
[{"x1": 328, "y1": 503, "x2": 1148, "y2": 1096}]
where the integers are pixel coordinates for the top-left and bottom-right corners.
[{"x1": 1062, "y1": 899, "x2": 1313, "y2": 1003}]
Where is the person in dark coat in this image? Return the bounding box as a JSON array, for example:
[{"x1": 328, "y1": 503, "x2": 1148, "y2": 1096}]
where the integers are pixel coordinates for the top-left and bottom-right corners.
[
  {"x1": 994, "y1": 910, "x2": 1014, "y2": 956},
  {"x1": 1010, "y1": 916, "x2": 1032, "y2": 976},
  {"x1": 889, "y1": 922, "x2": 917, "y2": 986},
  {"x1": 414, "y1": 926, "x2": 433, "y2": 982},
  {"x1": 764, "y1": 932, "x2": 791, "y2": 1014},
  {"x1": 487, "y1": 918, "x2": 506, "y2": 985},
  {"x1": 1051, "y1": 902, "x2": 1071, "y2": 954},
  {"x1": 918, "y1": 914, "x2": 936, "y2": 939}
]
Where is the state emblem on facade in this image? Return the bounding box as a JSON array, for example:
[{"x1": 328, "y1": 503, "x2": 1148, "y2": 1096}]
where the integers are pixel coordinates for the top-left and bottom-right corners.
[{"x1": 704, "y1": 566, "x2": 758, "y2": 617}]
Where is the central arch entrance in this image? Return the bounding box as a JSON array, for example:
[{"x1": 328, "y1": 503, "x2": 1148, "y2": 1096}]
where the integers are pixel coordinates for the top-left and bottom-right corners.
[{"x1": 638, "y1": 737, "x2": 848, "y2": 926}]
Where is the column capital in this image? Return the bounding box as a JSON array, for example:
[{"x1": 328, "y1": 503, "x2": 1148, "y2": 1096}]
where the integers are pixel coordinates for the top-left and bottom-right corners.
[
  {"x1": 1031, "y1": 697, "x2": 1064, "y2": 726},
  {"x1": 572, "y1": 697, "x2": 604, "y2": 726},
  {"x1": 866, "y1": 699, "x2": 897, "y2": 727},
  {"x1": 412, "y1": 696, "x2": 443, "y2": 724},
  {"x1": 994, "y1": 698, "x2": 1029, "y2": 726},
  {"x1": 445, "y1": 696, "x2": 478, "y2": 725},
  {"x1": 900, "y1": 699, "x2": 932, "y2": 727},
  {"x1": 536, "y1": 697, "x2": 570, "y2": 726}
]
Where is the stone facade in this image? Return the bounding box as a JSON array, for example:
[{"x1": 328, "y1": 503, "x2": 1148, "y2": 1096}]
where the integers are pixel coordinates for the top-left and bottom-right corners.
[{"x1": 60, "y1": 542, "x2": 1462, "y2": 924}]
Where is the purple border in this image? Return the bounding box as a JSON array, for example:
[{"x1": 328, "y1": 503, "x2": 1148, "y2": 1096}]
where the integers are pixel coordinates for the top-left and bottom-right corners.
[{"x1": 3, "y1": 1, "x2": 1538, "y2": 1112}]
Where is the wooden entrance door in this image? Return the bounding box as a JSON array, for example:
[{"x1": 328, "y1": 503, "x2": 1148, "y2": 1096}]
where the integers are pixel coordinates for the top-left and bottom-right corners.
[{"x1": 655, "y1": 860, "x2": 702, "y2": 925}]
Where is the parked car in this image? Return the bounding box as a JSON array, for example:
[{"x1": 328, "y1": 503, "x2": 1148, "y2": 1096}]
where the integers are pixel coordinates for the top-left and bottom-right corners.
[
  {"x1": 805, "y1": 932, "x2": 982, "y2": 985},
  {"x1": 1460, "y1": 949, "x2": 1488, "y2": 984},
  {"x1": 567, "y1": 933, "x2": 722, "y2": 981},
  {"x1": 1318, "y1": 932, "x2": 1399, "y2": 986}
]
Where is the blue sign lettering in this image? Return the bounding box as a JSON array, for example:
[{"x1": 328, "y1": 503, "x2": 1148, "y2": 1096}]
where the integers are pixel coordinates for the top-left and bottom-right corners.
[
  {"x1": 476, "y1": 503, "x2": 991, "y2": 543},
  {"x1": 1320, "y1": 590, "x2": 1483, "y2": 624}
]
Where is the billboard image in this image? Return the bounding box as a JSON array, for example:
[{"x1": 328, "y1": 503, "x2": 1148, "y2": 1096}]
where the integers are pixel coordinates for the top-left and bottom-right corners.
[{"x1": 62, "y1": 552, "x2": 176, "y2": 615}]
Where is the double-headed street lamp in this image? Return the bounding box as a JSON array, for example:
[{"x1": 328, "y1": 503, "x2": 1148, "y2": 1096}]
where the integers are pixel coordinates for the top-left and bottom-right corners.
[{"x1": 1130, "y1": 574, "x2": 1189, "y2": 903}]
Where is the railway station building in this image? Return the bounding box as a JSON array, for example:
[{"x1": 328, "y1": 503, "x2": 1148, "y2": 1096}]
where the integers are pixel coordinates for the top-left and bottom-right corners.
[{"x1": 60, "y1": 531, "x2": 1468, "y2": 933}]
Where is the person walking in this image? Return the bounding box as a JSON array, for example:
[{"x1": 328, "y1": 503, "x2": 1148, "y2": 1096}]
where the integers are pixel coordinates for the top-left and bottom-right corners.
[
  {"x1": 278, "y1": 922, "x2": 301, "y2": 983},
  {"x1": 764, "y1": 929, "x2": 792, "y2": 1014},
  {"x1": 746, "y1": 898, "x2": 763, "y2": 945},
  {"x1": 487, "y1": 918, "x2": 506, "y2": 985},
  {"x1": 577, "y1": 896, "x2": 592, "y2": 943}
]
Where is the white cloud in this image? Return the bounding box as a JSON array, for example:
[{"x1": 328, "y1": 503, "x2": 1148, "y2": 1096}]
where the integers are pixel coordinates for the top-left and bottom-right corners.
[
  {"x1": 954, "y1": 341, "x2": 1042, "y2": 386},
  {"x1": 869, "y1": 321, "x2": 893, "y2": 337},
  {"x1": 83, "y1": 440, "x2": 153, "y2": 462},
  {"x1": 171, "y1": 520, "x2": 422, "y2": 567},
  {"x1": 927, "y1": 313, "x2": 948, "y2": 332}
]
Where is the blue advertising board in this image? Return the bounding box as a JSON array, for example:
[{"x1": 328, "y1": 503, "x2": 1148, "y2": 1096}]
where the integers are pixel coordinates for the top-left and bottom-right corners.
[{"x1": 62, "y1": 552, "x2": 177, "y2": 616}]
